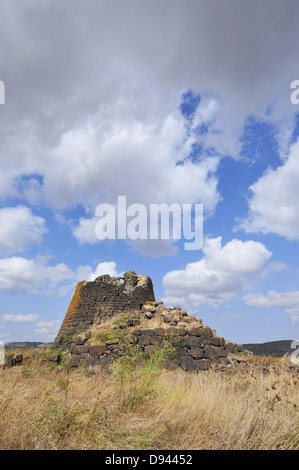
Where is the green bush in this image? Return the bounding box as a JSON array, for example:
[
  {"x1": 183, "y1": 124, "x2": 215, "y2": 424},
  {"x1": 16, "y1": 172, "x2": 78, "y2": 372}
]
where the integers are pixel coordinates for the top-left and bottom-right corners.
[{"x1": 114, "y1": 338, "x2": 176, "y2": 410}]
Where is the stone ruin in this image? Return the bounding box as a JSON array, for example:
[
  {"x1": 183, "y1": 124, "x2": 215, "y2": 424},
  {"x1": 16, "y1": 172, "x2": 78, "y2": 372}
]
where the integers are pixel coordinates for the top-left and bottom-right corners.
[
  {"x1": 56, "y1": 270, "x2": 240, "y2": 371},
  {"x1": 56, "y1": 270, "x2": 155, "y2": 337}
]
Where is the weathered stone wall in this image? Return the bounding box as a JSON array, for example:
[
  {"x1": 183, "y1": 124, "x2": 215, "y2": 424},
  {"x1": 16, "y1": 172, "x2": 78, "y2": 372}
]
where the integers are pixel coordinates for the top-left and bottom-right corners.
[
  {"x1": 67, "y1": 324, "x2": 228, "y2": 371},
  {"x1": 56, "y1": 271, "x2": 155, "y2": 340}
]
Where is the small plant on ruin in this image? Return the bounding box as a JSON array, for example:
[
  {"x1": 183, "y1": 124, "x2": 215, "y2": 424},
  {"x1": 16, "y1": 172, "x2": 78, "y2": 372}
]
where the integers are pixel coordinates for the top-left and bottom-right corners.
[
  {"x1": 114, "y1": 338, "x2": 176, "y2": 410},
  {"x1": 113, "y1": 314, "x2": 140, "y2": 326},
  {"x1": 96, "y1": 329, "x2": 126, "y2": 343},
  {"x1": 54, "y1": 331, "x2": 75, "y2": 350}
]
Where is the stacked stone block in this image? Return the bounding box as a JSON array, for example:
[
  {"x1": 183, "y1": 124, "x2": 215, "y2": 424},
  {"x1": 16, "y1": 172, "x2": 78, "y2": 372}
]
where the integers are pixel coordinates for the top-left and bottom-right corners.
[{"x1": 68, "y1": 324, "x2": 228, "y2": 371}]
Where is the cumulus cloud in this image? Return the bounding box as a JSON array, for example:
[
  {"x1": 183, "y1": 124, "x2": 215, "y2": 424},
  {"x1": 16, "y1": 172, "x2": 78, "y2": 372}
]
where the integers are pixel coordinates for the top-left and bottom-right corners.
[
  {"x1": 0, "y1": 254, "x2": 124, "y2": 296},
  {"x1": 0, "y1": 206, "x2": 47, "y2": 254},
  {"x1": 76, "y1": 261, "x2": 123, "y2": 282},
  {"x1": 239, "y1": 139, "x2": 299, "y2": 240},
  {"x1": 72, "y1": 216, "x2": 99, "y2": 245},
  {"x1": 3, "y1": 313, "x2": 39, "y2": 323},
  {"x1": 162, "y1": 236, "x2": 272, "y2": 310},
  {"x1": 243, "y1": 290, "x2": 299, "y2": 323},
  {"x1": 46, "y1": 108, "x2": 220, "y2": 212},
  {"x1": 0, "y1": 256, "x2": 74, "y2": 295},
  {"x1": 34, "y1": 320, "x2": 61, "y2": 341},
  {"x1": 0, "y1": 0, "x2": 298, "y2": 218}
]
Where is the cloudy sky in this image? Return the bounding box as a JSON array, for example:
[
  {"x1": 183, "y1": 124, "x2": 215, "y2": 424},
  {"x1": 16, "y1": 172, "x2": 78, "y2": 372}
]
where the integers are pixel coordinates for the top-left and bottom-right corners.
[{"x1": 1, "y1": 0, "x2": 299, "y2": 344}]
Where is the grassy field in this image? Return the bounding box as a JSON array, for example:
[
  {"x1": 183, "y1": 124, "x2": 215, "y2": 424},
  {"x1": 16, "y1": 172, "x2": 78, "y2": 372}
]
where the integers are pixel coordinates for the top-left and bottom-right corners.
[{"x1": 0, "y1": 347, "x2": 299, "y2": 450}]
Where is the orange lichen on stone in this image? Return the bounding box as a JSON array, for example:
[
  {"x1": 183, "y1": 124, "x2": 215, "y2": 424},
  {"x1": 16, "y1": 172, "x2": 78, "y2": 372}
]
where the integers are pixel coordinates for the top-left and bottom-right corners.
[{"x1": 59, "y1": 281, "x2": 87, "y2": 332}]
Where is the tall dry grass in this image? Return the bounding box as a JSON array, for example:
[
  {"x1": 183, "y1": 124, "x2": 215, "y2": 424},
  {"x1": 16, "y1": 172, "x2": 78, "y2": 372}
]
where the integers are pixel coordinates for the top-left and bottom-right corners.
[{"x1": 0, "y1": 348, "x2": 299, "y2": 450}]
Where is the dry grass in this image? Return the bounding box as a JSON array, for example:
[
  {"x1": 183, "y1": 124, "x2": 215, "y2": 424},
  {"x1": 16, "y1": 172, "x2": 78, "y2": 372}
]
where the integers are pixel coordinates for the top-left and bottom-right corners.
[{"x1": 0, "y1": 348, "x2": 299, "y2": 450}]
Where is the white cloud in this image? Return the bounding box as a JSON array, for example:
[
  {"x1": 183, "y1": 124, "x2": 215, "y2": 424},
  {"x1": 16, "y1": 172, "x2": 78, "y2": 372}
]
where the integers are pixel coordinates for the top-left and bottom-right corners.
[
  {"x1": 239, "y1": 139, "x2": 299, "y2": 240},
  {"x1": 76, "y1": 261, "x2": 123, "y2": 282},
  {"x1": 34, "y1": 320, "x2": 61, "y2": 341},
  {"x1": 242, "y1": 290, "x2": 299, "y2": 323},
  {"x1": 0, "y1": 256, "x2": 74, "y2": 295},
  {"x1": 0, "y1": 206, "x2": 47, "y2": 254},
  {"x1": 162, "y1": 236, "x2": 272, "y2": 310},
  {"x1": 3, "y1": 313, "x2": 39, "y2": 323},
  {"x1": 47, "y1": 109, "x2": 220, "y2": 212},
  {"x1": 72, "y1": 216, "x2": 98, "y2": 245},
  {"x1": 0, "y1": 1, "x2": 298, "y2": 218},
  {"x1": 0, "y1": 254, "x2": 124, "y2": 296}
]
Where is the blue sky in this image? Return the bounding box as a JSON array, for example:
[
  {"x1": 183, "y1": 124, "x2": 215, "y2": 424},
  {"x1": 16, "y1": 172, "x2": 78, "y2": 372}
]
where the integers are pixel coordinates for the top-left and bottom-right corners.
[{"x1": 0, "y1": 0, "x2": 299, "y2": 345}]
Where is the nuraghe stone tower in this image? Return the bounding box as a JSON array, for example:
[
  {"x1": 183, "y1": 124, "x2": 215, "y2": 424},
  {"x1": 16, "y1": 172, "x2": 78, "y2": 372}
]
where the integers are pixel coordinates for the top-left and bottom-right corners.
[
  {"x1": 56, "y1": 270, "x2": 241, "y2": 371},
  {"x1": 56, "y1": 270, "x2": 155, "y2": 339}
]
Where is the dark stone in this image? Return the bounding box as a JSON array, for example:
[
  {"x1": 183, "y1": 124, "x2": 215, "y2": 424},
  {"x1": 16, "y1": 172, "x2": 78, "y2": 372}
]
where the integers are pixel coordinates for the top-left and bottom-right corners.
[
  {"x1": 164, "y1": 359, "x2": 179, "y2": 370},
  {"x1": 138, "y1": 329, "x2": 155, "y2": 336},
  {"x1": 80, "y1": 353, "x2": 100, "y2": 367},
  {"x1": 176, "y1": 327, "x2": 188, "y2": 336},
  {"x1": 183, "y1": 336, "x2": 203, "y2": 348},
  {"x1": 127, "y1": 319, "x2": 140, "y2": 327},
  {"x1": 48, "y1": 354, "x2": 61, "y2": 364},
  {"x1": 179, "y1": 356, "x2": 196, "y2": 371},
  {"x1": 188, "y1": 327, "x2": 204, "y2": 336},
  {"x1": 150, "y1": 336, "x2": 163, "y2": 345},
  {"x1": 153, "y1": 328, "x2": 165, "y2": 336},
  {"x1": 67, "y1": 355, "x2": 80, "y2": 368},
  {"x1": 144, "y1": 345, "x2": 155, "y2": 355},
  {"x1": 105, "y1": 340, "x2": 119, "y2": 346},
  {"x1": 73, "y1": 336, "x2": 88, "y2": 345},
  {"x1": 132, "y1": 329, "x2": 142, "y2": 336},
  {"x1": 175, "y1": 346, "x2": 188, "y2": 357},
  {"x1": 89, "y1": 345, "x2": 106, "y2": 356},
  {"x1": 6, "y1": 354, "x2": 23, "y2": 367},
  {"x1": 14, "y1": 354, "x2": 23, "y2": 365},
  {"x1": 200, "y1": 326, "x2": 213, "y2": 337},
  {"x1": 204, "y1": 345, "x2": 228, "y2": 360},
  {"x1": 165, "y1": 327, "x2": 179, "y2": 336},
  {"x1": 195, "y1": 359, "x2": 211, "y2": 370},
  {"x1": 171, "y1": 336, "x2": 185, "y2": 347},
  {"x1": 72, "y1": 345, "x2": 89, "y2": 355},
  {"x1": 138, "y1": 335, "x2": 151, "y2": 347},
  {"x1": 188, "y1": 348, "x2": 204, "y2": 359},
  {"x1": 100, "y1": 356, "x2": 113, "y2": 367}
]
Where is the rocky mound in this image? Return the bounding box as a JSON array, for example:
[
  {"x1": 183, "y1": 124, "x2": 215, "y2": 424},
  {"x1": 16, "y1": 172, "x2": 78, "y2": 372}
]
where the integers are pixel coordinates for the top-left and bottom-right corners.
[{"x1": 66, "y1": 300, "x2": 230, "y2": 371}]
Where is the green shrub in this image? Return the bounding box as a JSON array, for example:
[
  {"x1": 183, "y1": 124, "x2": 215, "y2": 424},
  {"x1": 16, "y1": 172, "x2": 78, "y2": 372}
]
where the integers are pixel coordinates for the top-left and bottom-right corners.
[{"x1": 114, "y1": 338, "x2": 175, "y2": 410}]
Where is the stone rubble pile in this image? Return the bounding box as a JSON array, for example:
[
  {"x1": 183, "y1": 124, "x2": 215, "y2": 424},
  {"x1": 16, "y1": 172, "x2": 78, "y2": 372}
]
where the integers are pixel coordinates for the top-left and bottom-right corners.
[{"x1": 67, "y1": 300, "x2": 230, "y2": 371}]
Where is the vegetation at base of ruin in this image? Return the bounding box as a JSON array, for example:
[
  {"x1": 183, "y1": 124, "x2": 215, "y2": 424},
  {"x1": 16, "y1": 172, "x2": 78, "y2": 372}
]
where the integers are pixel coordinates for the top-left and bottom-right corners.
[
  {"x1": 54, "y1": 329, "x2": 85, "y2": 350},
  {"x1": 54, "y1": 331, "x2": 75, "y2": 350},
  {"x1": 1, "y1": 347, "x2": 299, "y2": 450},
  {"x1": 112, "y1": 314, "x2": 140, "y2": 327},
  {"x1": 95, "y1": 329, "x2": 127, "y2": 344},
  {"x1": 114, "y1": 339, "x2": 176, "y2": 410}
]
